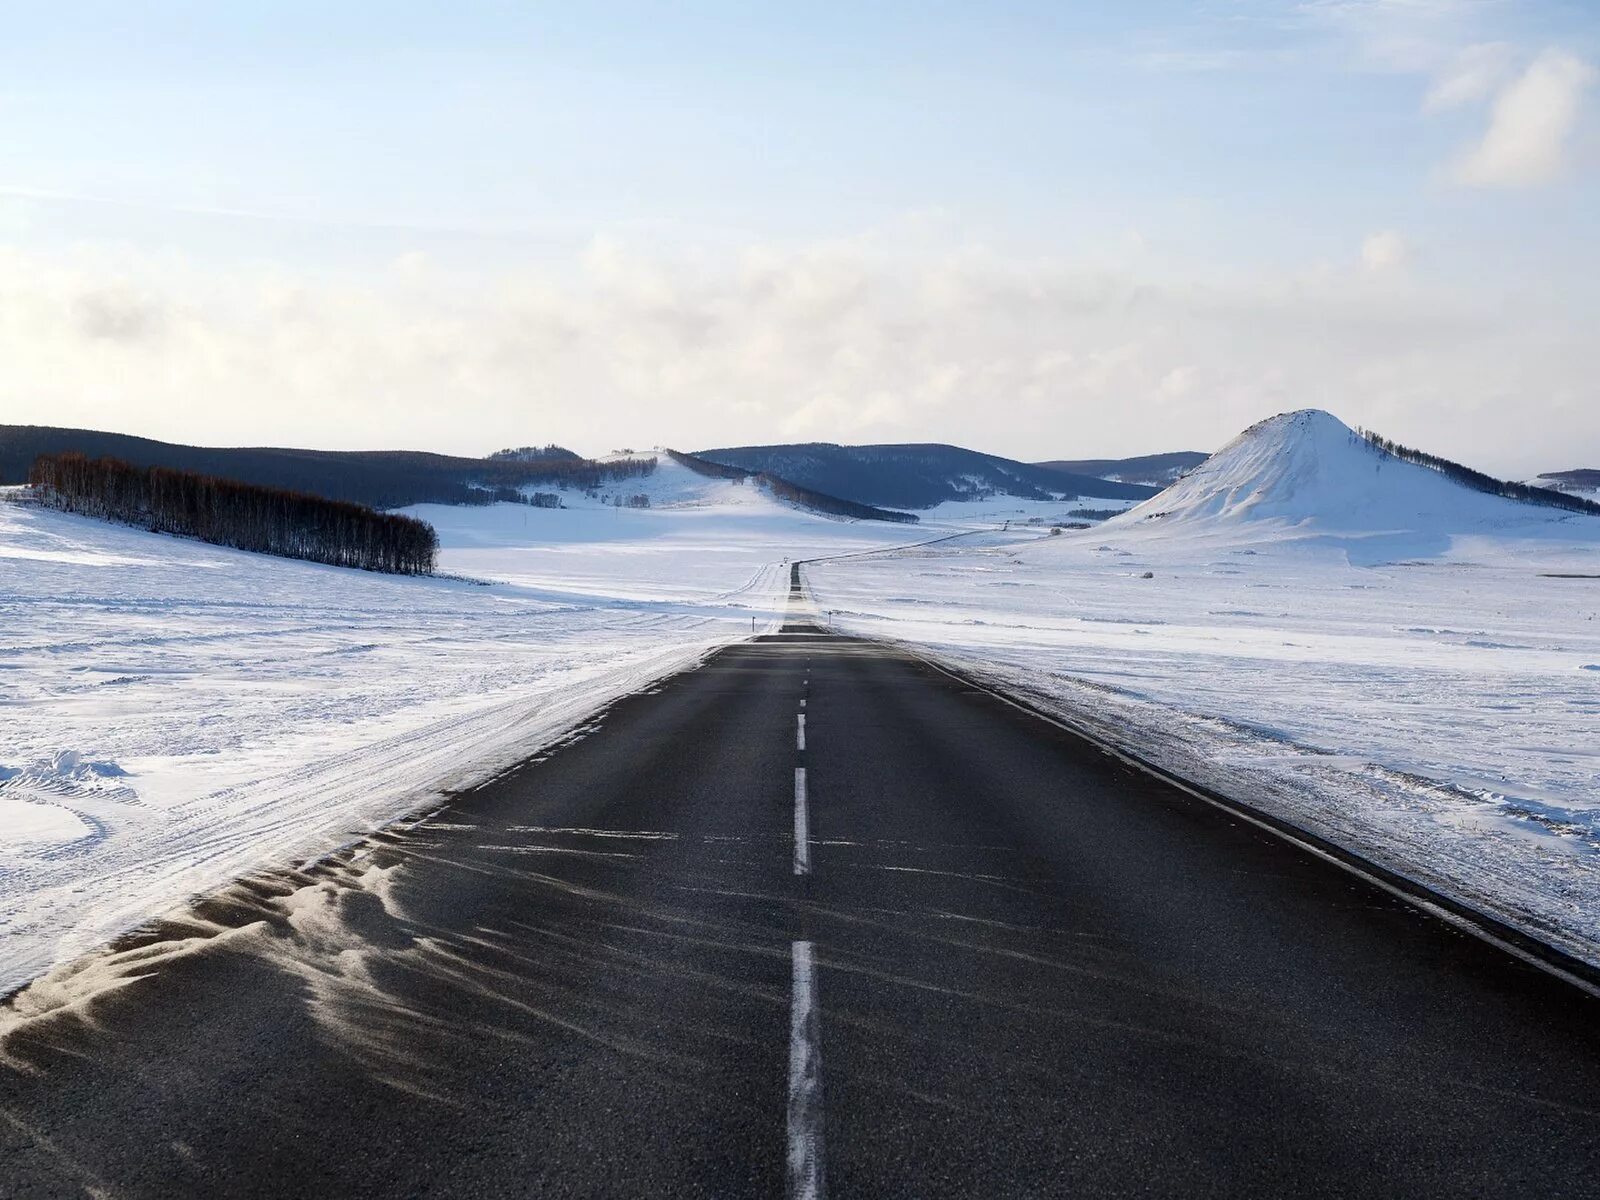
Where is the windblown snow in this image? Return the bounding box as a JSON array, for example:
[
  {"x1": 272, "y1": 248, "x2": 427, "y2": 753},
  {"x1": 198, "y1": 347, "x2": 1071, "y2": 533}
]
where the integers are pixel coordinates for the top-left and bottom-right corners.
[
  {"x1": 0, "y1": 455, "x2": 923, "y2": 995},
  {"x1": 810, "y1": 410, "x2": 1600, "y2": 964}
]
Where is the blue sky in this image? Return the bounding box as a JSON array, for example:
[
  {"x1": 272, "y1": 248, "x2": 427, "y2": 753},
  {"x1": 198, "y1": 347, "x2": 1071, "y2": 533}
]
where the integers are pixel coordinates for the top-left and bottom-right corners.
[{"x1": 2, "y1": 1, "x2": 1597, "y2": 472}]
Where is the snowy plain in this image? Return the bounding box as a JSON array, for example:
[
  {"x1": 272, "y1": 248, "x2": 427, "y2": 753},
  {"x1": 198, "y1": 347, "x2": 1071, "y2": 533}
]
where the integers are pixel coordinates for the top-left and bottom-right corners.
[
  {"x1": 810, "y1": 412, "x2": 1600, "y2": 964},
  {"x1": 0, "y1": 457, "x2": 933, "y2": 996}
]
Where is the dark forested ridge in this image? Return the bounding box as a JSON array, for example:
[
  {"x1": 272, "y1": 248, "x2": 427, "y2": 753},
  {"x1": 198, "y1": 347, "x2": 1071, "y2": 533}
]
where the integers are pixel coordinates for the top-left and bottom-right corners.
[
  {"x1": 1, "y1": 426, "x2": 911, "y2": 523},
  {"x1": 694, "y1": 442, "x2": 1157, "y2": 509},
  {"x1": 0, "y1": 426, "x2": 650, "y2": 510},
  {"x1": 30, "y1": 454, "x2": 440, "y2": 575},
  {"x1": 1357, "y1": 430, "x2": 1600, "y2": 516},
  {"x1": 1533, "y1": 468, "x2": 1600, "y2": 494},
  {"x1": 1034, "y1": 450, "x2": 1208, "y2": 487},
  {"x1": 665, "y1": 450, "x2": 919, "y2": 523},
  {"x1": 488, "y1": 444, "x2": 582, "y2": 463},
  {"x1": 665, "y1": 449, "x2": 749, "y2": 482}
]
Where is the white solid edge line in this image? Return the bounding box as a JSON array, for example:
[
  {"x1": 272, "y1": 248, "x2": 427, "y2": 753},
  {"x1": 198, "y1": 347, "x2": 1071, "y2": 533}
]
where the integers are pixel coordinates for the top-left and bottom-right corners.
[
  {"x1": 788, "y1": 939, "x2": 826, "y2": 1200},
  {"x1": 906, "y1": 649, "x2": 1600, "y2": 1003},
  {"x1": 797, "y1": 713, "x2": 807, "y2": 751},
  {"x1": 794, "y1": 767, "x2": 810, "y2": 876}
]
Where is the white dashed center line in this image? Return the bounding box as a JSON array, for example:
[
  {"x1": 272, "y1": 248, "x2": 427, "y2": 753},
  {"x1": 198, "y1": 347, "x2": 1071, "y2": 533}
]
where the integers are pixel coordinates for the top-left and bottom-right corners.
[
  {"x1": 789, "y1": 649, "x2": 823, "y2": 1193},
  {"x1": 788, "y1": 939, "x2": 826, "y2": 1200},
  {"x1": 793, "y1": 767, "x2": 810, "y2": 875}
]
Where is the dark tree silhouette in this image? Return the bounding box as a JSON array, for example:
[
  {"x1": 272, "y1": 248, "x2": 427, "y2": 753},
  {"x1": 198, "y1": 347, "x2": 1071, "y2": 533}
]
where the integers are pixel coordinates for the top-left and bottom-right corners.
[
  {"x1": 30, "y1": 453, "x2": 439, "y2": 575},
  {"x1": 665, "y1": 449, "x2": 918, "y2": 523},
  {"x1": 487, "y1": 444, "x2": 582, "y2": 462},
  {"x1": 1355, "y1": 429, "x2": 1600, "y2": 517}
]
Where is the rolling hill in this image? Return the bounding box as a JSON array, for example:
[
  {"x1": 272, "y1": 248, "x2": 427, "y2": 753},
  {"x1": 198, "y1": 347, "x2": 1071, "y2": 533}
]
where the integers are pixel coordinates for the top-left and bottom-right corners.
[
  {"x1": 1034, "y1": 450, "x2": 1207, "y2": 488},
  {"x1": 0, "y1": 426, "x2": 913, "y2": 522},
  {"x1": 0, "y1": 425, "x2": 610, "y2": 509},
  {"x1": 1532, "y1": 469, "x2": 1600, "y2": 501},
  {"x1": 693, "y1": 442, "x2": 1156, "y2": 510},
  {"x1": 1112, "y1": 410, "x2": 1600, "y2": 546}
]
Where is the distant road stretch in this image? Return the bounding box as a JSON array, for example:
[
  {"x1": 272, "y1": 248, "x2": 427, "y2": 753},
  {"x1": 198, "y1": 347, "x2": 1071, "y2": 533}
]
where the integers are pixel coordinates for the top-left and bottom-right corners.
[{"x1": 5, "y1": 581, "x2": 1600, "y2": 1197}]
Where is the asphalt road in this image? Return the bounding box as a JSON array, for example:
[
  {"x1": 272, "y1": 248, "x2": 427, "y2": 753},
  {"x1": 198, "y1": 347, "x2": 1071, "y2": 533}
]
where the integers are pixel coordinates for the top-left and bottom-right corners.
[{"x1": 4, "y1": 600, "x2": 1600, "y2": 1196}]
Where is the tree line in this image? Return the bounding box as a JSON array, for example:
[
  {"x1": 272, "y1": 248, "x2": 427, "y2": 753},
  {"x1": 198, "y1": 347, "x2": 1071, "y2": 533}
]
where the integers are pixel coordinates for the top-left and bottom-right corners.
[
  {"x1": 1356, "y1": 429, "x2": 1600, "y2": 517},
  {"x1": 666, "y1": 449, "x2": 918, "y2": 522},
  {"x1": 30, "y1": 453, "x2": 439, "y2": 575},
  {"x1": 487, "y1": 444, "x2": 581, "y2": 463},
  {"x1": 478, "y1": 486, "x2": 564, "y2": 507},
  {"x1": 463, "y1": 457, "x2": 657, "y2": 506},
  {"x1": 760, "y1": 472, "x2": 918, "y2": 522}
]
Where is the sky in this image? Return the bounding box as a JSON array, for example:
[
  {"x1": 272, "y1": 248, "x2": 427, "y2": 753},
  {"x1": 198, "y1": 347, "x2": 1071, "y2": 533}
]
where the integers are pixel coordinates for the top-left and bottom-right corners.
[{"x1": 1, "y1": 1, "x2": 1597, "y2": 474}]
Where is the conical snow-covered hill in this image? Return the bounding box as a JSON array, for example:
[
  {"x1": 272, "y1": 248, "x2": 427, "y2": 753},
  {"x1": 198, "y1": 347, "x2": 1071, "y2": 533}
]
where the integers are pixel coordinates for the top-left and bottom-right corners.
[{"x1": 1112, "y1": 410, "x2": 1597, "y2": 538}]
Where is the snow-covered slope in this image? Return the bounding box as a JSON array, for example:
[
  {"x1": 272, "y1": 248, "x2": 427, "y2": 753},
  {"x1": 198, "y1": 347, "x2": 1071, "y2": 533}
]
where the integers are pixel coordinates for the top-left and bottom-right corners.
[
  {"x1": 1034, "y1": 451, "x2": 1207, "y2": 488},
  {"x1": 580, "y1": 451, "x2": 755, "y2": 508},
  {"x1": 1121, "y1": 410, "x2": 1579, "y2": 533},
  {"x1": 1109, "y1": 410, "x2": 1596, "y2": 565},
  {"x1": 693, "y1": 441, "x2": 1156, "y2": 509},
  {"x1": 514, "y1": 450, "x2": 913, "y2": 522},
  {"x1": 1532, "y1": 469, "x2": 1600, "y2": 502},
  {"x1": 407, "y1": 461, "x2": 924, "y2": 602}
]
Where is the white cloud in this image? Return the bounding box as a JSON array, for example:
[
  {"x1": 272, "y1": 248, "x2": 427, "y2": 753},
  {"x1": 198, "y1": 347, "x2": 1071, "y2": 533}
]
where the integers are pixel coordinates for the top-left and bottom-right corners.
[
  {"x1": 1295, "y1": 6, "x2": 1594, "y2": 189},
  {"x1": 1361, "y1": 230, "x2": 1408, "y2": 271},
  {"x1": 0, "y1": 237, "x2": 1594, "y2": 473},
  {"x1": 1423, "y1": 42, "x2": 1516, "y2": 112},
  {"x1": 1453, "y1": 49, "x2": 1596, "y2": 188}
]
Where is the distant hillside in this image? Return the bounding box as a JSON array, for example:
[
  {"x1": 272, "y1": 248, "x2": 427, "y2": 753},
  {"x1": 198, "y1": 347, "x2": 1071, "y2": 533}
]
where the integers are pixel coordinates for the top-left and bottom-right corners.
[
  {"x1": 0, "y1": 426, "x2": 636, "y2": 510},
  {"x1": 1113, "y1": 410, "x2": 1600, "y2": 534},
  {"x1": 694, "y1": 442, "x2": 1155, "y2": 510},
  {"x1": 1356, "y1": 432, "x2": 1600, "y2": 517},
  {"x1": 487, "y1": 444, "x2": 582, "y2": 463},
  {"x1": 665, "y1": 450, "x2": 917, "y2": 523},
  {"x1": 1035, "y1": 451, "x2": 1207, "y2": 488},
  {"x1": 1532, "y1": 469, "x2": 1600, "y2": 499}
]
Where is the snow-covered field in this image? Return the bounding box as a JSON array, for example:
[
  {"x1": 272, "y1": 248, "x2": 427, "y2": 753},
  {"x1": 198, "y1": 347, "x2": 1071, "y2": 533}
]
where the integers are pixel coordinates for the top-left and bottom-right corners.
[
  {"x1": 0, "y1": 458, "x2": 928, "y2": 995},
  {"x1": 810, "y1": 412, "x2": 1600, "y2": 964},
  {"x1": 910, "y1": 495, "x2": 1139, "y2": 527}
]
